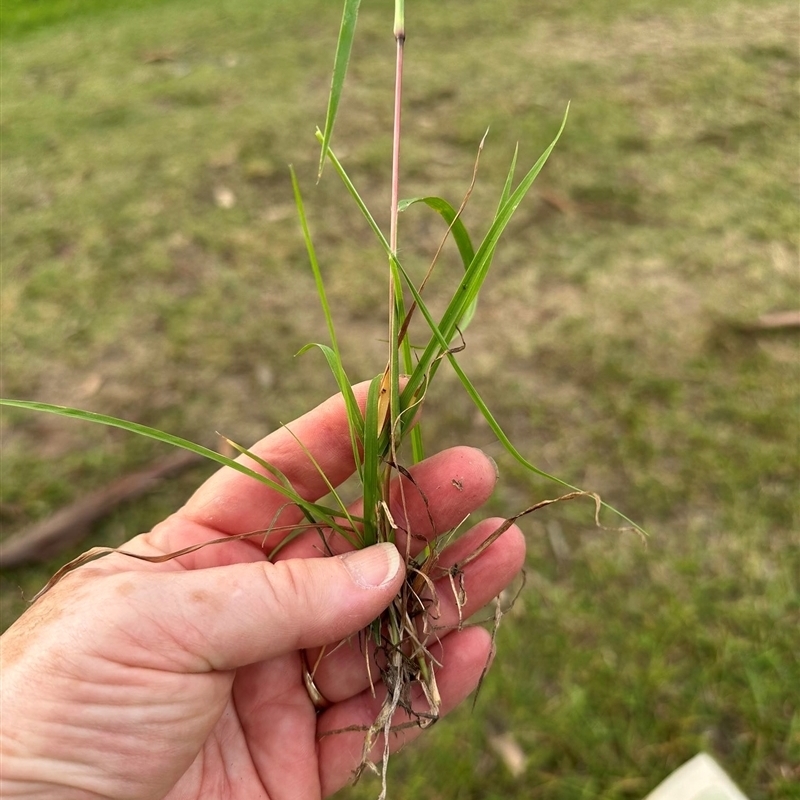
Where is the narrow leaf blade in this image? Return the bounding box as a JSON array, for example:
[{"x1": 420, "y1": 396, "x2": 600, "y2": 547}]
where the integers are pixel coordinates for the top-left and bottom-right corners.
[
  {"x1": 318, "y1": 0, "x2": 361, "y2": 179},
  {"x1": 0, "y1": 399, "x2": 294, "y2": 500}
]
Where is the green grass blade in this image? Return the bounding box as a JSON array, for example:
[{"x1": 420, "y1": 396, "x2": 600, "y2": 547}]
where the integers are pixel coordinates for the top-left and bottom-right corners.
[
  {"x1": 396, "y1": 266, "x2": 569, "y2": 493},
  {"x1": 0, "y1": 398, "x2": 297, "y2": 501},
  {"x1": 0, "y1": 397, "x2": 376, "y2": 541},
  {"x1": 448, "y1": 354, "x2": 646, "y2": 535},
  {"x1": 291, "y1": 167, "x2": 342, "y2": 354},
  {"x1": 409, "y1": 415, "x2": 425, "y2": 463},
  {"x1": 222, "y1": 437, "x2": 362, "y2": 549},
  {"x1": 316, "y1": 129, "x2": 390, "y2": 252},
  {"x1": 220, "y1": 434, "x2": 296, "y2": 490},
  {"x1": 405, "y1": 107, "x2": 569, "y2": 399},
  {"x1": 398, "y1": 196, "x2": 475, "y2": 269},
  {"x1": 318, "y1": 0, "x2": 361, "y2": 179},
  {"x1": 295, "y1": 342, "x2": 365, "y2": 456},
  {"x1": 442, "y1": 110, "x2": 566, "y2": 332},
  {"x1": 475, "y1": 142, "x2": 519, "y2": 294},
  {"x1": 399, "y1": 324, "x2": 420, "y2": 460},
  {"x1": 361, "y1": 375, "x2": 383, "y2": 547},
  {"x1": 390, "y1": 259, "x2": 645, "y2": 536},
  {"x1": 498, "y1": 143, "x2": 519, "y2": 210},
  {"x1": 290, "y1": 167, "x2": 364, "y2": 472},
  {"x1": 399, "y1": 194, "x2": 478, "y2": 332},
  {"x1": 278, "y1": 428, "x2": 363, "y2": 548}
]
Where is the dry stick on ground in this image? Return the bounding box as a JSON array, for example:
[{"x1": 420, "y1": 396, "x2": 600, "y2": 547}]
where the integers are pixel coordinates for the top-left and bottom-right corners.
[
  {"x1": 730, "y1": 310, "x2": 800, "y2": 333},
  {"x1": 0, "y1": 451, "x2": 202, "y2": 568}
]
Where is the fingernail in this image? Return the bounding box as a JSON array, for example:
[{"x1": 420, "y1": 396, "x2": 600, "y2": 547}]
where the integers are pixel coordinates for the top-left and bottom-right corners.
[
  {"x1": 343, "y1": 543, "x2": 401, "y2": 589},
  {"x1": 486, "y1": 454, "x2": 500, "y2": 479}
]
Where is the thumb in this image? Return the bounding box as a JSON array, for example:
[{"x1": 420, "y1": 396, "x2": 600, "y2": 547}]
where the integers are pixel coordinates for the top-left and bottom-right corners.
[{"x1": 115, "y1": 543, "x2": 403, "y2": 672}]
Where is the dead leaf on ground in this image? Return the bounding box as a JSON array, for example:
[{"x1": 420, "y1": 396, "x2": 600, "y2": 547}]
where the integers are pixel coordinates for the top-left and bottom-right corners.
[{"x1": 488, "y1": 732, "x2": 528, "y2": 778}]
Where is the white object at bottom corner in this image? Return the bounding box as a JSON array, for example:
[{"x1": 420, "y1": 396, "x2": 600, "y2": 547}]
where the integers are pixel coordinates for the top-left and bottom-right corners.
[{"x1": 643, "y1": 753, "x2": 750, "y2": 800}]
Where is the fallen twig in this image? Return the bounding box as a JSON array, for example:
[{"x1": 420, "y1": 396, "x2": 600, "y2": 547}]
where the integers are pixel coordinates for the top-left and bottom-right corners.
[
  {"x1": 730, "y1": 310, "x2": 800, "y2": 333},
  {"x1": 0, "y1": 451, "x2": 203, "y2": 568}
]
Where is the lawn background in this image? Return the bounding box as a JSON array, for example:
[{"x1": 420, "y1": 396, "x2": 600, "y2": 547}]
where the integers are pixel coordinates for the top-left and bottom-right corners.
[{"x1": 1, "y1": 0, "x2": 798, "y2": 797}]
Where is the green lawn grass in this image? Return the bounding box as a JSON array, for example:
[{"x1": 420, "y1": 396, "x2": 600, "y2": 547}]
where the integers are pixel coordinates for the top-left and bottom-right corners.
[{"x1": 2, "y1": 1, "x2": 798, "y2": 798}]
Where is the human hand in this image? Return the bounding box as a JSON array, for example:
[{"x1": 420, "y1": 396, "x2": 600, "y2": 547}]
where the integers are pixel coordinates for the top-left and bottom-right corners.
[{"x1": 0, "y1": 383, "x2": 526, "y2": 800}]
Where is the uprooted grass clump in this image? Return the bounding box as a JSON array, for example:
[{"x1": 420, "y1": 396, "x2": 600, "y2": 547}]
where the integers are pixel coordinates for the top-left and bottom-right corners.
[{"x1": 1, "y1": 0, "x2": 644, "y2": 794}]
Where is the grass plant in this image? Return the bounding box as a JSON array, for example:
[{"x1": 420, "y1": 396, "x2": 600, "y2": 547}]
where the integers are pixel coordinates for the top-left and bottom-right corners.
[
  {"x1": 1, "y1": 3, "x2": 642, "y2": 791},
  {"x1": 1, "y1": 0, "x2": 797, "y2": 797}
]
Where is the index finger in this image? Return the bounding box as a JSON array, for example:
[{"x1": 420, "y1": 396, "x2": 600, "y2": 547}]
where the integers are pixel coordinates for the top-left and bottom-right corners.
[{"x1": 175, "y1": 381, "x2": 373, "y2": 537}]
